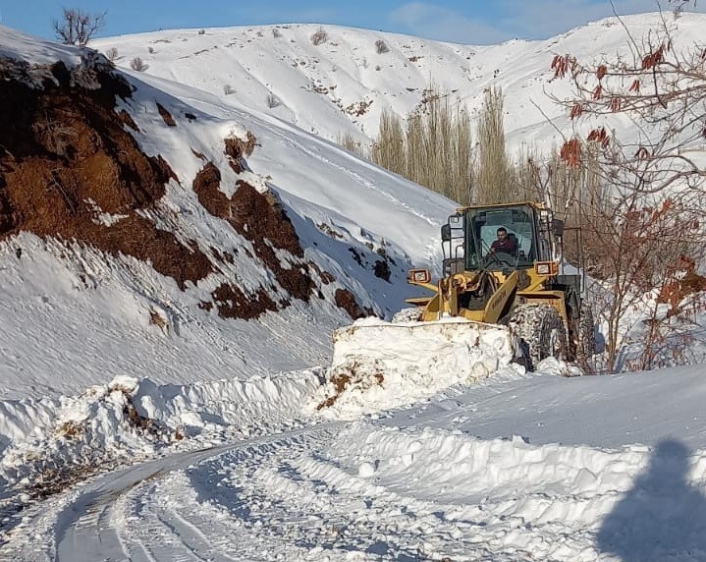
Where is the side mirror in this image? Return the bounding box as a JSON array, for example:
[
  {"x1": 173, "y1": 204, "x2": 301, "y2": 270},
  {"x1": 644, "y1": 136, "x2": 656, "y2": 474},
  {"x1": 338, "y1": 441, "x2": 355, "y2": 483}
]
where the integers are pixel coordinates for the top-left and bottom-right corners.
[
  {"x1": 441, "y1": 224, "x2": 451, "y2": 242},
  {"x1": 552, "y1": 219, "x2": 564, "y2": 237}
]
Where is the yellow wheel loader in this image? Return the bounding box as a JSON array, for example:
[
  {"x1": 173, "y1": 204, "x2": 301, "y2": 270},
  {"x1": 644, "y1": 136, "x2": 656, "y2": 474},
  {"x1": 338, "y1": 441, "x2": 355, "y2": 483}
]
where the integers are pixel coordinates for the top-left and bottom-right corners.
[
  {"x1": 319, "y1": 202, "x2": 595, "y2": 412},
  {"x1": 404, "y1": 201, "x2": 594, "y2": 370}
]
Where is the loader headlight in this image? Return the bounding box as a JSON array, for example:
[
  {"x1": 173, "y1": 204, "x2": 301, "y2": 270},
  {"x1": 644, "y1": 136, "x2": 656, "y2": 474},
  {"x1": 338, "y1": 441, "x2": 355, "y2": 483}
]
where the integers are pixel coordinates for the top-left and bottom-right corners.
[
  {"x1": 409, "y1": 268, "x2": 431, "y2": 284},
  {"x1": 534, "y1": 262, "x2": 557, "y2": 276}
]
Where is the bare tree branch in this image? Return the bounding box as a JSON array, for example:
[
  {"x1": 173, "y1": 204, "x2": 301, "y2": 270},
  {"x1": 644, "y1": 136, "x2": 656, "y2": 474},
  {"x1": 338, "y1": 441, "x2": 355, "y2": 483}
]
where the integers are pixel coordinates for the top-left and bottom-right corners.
[{"x1": 53, "y1": 8, "x2": 107, "y2": 46}]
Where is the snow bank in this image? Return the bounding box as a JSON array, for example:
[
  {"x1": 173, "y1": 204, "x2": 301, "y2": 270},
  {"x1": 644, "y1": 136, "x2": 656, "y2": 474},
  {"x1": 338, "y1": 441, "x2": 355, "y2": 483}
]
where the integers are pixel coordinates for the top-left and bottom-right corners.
[
  {"x1": 325, "y1": 423, "x2": 706, "y2": 561},
  {"x1": 311, "y1": 317, "x2": 523, "y2": 418},
  {"x1": 0, "y1": 25, "x2": 85, "y2": 67},
  {"x1": 0, "y1": 370, "x2": 322, "y2": 494}
]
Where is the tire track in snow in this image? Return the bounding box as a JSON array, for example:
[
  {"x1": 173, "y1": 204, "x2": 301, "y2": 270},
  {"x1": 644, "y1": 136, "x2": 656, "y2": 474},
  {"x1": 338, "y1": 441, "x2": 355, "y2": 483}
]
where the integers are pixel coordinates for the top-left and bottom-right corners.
[
  {"x1": 152, "y1": 425, "x2": 527, "y2": 561},
  {"x1": 0, "y1": 423, "x2": 342, "y2": 562}
]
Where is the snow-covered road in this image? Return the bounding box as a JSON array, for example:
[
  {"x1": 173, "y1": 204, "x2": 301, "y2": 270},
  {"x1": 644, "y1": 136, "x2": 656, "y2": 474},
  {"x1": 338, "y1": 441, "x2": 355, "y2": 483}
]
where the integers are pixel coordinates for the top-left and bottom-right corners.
[
  {"x1": 6, "y1": 373, "x2": 706, "y2": 562},
  {"x1": 2, "y1": 423, "x2": 344, "y2": 562}
]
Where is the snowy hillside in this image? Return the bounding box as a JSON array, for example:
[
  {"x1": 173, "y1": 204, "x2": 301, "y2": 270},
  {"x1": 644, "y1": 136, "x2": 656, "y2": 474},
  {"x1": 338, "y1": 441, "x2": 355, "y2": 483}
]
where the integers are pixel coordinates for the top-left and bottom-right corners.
[
  {"x1": 0, "y1": 24, "x2": 456, "y2": 401},
  {"x1": 3, "y1": 15, "x2": 706, "y2": 562},
  {"x1": 93, "y1": 13, "x2": 706, "y2": 155}
]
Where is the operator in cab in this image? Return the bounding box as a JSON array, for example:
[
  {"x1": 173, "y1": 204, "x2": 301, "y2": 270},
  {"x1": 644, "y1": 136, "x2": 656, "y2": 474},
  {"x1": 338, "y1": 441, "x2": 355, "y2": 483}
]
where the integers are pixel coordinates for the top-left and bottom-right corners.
[{"x1": 489, "y1": 227, "x2": 517, "y2": 255}]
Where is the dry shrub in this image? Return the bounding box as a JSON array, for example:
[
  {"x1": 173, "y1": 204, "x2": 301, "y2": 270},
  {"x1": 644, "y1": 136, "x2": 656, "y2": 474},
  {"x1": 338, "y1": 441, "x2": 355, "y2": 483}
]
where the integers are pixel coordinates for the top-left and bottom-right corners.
[
  {"x1": 337, "y1": 132, "x2": 365, "y2": 156},
  {"x1": 266, "y1": 92, "x2": 281, "y2": 108},
  {"x1": 105, "y1": 47, "x2": 118, "y2": 61},
  {"x1": 223, "y1": 84, "x2": 235, "y2": 95},
  {"x1": 130, "y1": 57, "x2": 148, "y2": 71},
  {"x1": 149, "y1": 309, "x2": 168, "y2": 331},
  {"x1": 375, "y1": 39, "x2": 389, "y2": 54},
  {"x1": 32, "y1": 118, "x2": 76, "y2": 157},
  {"x1": 311, "y1": 27, "x2": 328, "y2": 46}
]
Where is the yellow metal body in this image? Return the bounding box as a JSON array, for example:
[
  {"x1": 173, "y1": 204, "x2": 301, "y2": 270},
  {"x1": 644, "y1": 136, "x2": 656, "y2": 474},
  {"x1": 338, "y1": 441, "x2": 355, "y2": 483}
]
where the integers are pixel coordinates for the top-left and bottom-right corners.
[
  {"x1": 456, "y1": 200, "x2": 549, "y2": 214},
  {"x1": 410, "y1": 267, "x2": 568, "y2": 326},
  {"x1": 405, "y1": 200, "x2": 571, "y2": 330}
]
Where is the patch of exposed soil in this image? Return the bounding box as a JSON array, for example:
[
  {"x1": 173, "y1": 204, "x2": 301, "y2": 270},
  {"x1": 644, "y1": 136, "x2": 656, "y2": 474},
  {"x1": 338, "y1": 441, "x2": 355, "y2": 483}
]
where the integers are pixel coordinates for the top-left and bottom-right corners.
[
  {"x1": 156, "y1": 102, "x2": 176, "y2": 127},
  {"x1": 0, "y1": 56, "x2": 213, "y2": 289},
  {"x1": 224, "y1": 133, "x2": 256, "y2": 174},
  {"x1": 316, "y1": 368, "x2": 384, "y2": 410},
  {"x1": 335, "y1": 288, "x2": 369, "y2": 320},
  {"x1": 211, "y1": 282, "x2": 277, "y2": 320},
  {"x1": 373, "y1": 259, "x2": 391, "y2": 282},
  {"x1": 193, "y1": 161, "x2": 322, "y2": 314}
]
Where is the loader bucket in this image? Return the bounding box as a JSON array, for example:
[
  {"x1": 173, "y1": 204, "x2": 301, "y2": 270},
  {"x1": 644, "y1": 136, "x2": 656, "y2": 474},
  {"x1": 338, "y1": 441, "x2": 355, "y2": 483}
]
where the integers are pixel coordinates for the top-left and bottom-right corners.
[{"x1": 315, "y1": 317, "x2": 521, "y2": 417}]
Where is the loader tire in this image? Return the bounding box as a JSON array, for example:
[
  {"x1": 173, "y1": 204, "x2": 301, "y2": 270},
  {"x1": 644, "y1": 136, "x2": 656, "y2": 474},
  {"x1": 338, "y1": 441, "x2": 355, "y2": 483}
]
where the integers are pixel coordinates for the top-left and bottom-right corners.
[
  {"x1": 508, "y1": 304, "x2": 568, "y2": 371},
  {"x1": 574, "y1": 304, "x2": 596, "y2": 372}
]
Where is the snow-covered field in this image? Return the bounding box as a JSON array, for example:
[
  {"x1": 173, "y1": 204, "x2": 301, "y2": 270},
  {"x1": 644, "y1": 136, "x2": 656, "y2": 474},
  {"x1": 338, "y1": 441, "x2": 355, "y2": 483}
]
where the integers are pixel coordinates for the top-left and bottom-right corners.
[{"x1": 2, "y1": 12, "x2": 706, "y2": 562}]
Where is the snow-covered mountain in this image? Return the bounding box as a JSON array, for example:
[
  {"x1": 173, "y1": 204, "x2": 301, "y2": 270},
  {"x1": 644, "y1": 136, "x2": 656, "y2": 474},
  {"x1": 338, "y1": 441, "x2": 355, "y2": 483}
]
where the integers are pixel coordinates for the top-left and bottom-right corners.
[
  {"x1": 93, "y1": 13, "x2": 706, "y2": 154},
  {"x1": 3, "y1": 15, "x2": 706, "y2": 561}
]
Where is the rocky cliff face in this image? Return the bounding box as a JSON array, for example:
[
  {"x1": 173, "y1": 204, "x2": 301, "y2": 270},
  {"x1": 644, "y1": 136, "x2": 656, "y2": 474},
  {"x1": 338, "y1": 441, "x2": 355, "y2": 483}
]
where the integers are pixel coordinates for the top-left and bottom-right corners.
[{"x1": 0, "y1": 50, "x2": 368, "y2": 321}]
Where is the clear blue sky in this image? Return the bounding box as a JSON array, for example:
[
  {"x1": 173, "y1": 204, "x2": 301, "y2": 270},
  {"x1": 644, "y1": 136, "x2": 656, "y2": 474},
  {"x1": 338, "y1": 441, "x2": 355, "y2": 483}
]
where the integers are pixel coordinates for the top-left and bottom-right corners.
[{"x1": 2, "y1": 1, "x2": 704, "y2": 44}]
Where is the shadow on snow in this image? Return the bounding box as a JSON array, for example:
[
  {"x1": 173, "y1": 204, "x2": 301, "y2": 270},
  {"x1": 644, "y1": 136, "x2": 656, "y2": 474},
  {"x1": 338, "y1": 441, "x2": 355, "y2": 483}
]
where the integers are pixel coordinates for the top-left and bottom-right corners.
[{"x1": 598, "y1": 439, "x2": 706, "y2": 562}]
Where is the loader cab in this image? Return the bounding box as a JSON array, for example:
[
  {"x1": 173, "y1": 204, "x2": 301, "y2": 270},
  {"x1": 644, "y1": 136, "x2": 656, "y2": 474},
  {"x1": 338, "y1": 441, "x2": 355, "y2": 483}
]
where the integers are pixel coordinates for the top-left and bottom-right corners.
[{"x1": 442, "y1": 203, "x2": 556, "y2": 274}]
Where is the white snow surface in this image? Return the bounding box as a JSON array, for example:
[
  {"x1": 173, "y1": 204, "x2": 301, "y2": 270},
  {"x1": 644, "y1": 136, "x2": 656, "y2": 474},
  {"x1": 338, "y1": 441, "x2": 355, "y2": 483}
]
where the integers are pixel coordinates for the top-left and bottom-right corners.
[
  {"x1": 2, "y1": 15, "x2": 706, "y2": 562},
  {"x1": 314, "y1": 317, "x2": 523, "y2": 418},
  {"x1": 91, "y1": 14, "x2": 706, "y2": 156}
]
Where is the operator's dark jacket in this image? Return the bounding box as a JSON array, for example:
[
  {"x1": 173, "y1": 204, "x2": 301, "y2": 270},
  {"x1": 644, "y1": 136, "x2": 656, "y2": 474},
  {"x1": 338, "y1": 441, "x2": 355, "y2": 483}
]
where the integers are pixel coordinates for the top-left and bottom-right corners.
[{"x1": 490, "y1": 237, "x2": 517, "y2": 254}]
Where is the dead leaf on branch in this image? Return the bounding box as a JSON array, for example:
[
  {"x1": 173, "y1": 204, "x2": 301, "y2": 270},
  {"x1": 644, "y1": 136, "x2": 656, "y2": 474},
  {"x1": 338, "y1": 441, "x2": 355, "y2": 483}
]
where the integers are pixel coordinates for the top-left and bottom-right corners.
[
  {"x1": 635, "y1": 146, "x2": 650, "y2": 159},
  {"x1": 596, "y1": 64, "x2": 608, "y2": 80},
  {"x1": 587, "y1": 127, "x2": 610, "y2": 148},
  {"x1": 570, "y1": 103, "x2": 584, "y2": 120},
  {"x1": 560, "y1": 138, "x2": 582, "y2": 168},
  {"x1": 551, "y1": 54, "x2": 572, "y2": 79},
  {"x1": 642, "y1": 45, "x2": 665, "y2": 70}
]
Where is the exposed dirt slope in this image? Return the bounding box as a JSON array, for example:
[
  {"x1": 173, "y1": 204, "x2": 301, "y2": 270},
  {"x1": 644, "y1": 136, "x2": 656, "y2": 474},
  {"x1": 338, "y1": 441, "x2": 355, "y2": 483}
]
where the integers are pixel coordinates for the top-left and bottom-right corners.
[{"x1": 0, "y1": 52, "x2": 365, "y2": 319}]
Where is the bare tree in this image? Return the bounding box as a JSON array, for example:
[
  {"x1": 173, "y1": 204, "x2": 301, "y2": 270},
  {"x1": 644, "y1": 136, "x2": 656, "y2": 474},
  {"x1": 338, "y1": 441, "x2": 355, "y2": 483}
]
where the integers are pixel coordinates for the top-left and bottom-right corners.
[
  {"x1": 550, "y1": 2, "x2": 705, "y2": 197},
  {"x1": 53, "y1": 8, "x2": 107, "y2": 46},
  {"x1": 546, "y1": 1, "x2": 706, "y2": 371},
  {"x1": 476, "y1": 86, "x2": 510, "y2": 204},
  {"x1": 369, "y1": 85, "x2": 474, "y2": 203},
  {"x1": 371, "y1": 109, "x2": 406, "y2": 176}
]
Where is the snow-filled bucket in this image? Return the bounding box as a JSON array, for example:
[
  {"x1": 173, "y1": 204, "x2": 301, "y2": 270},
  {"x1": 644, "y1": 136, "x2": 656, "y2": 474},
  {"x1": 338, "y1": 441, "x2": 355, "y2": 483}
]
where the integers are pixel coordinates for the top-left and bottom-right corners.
[{"x1": 314, "y1": 317, "x2": 521, "y2": 417}]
